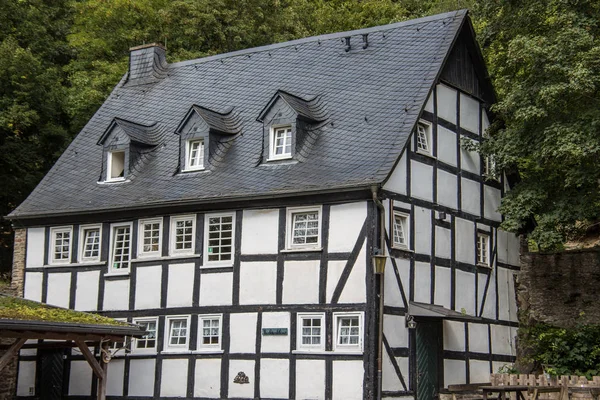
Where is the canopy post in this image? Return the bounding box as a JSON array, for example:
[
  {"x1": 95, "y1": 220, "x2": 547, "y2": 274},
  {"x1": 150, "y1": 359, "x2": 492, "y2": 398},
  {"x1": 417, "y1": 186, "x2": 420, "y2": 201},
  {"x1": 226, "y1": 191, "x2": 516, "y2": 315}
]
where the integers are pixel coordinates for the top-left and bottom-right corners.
[
  {"x1": 97, "y1": 342, "x2": 109, "y2": 400},
  {"x1": 0, "y1": 337, "x2": 26, "y2": 372}
]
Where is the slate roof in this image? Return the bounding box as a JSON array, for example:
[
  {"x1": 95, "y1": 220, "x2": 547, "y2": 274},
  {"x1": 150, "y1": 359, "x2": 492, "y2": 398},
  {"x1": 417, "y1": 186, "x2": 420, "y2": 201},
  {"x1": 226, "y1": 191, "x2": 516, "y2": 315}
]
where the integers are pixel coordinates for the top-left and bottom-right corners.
[
  {"x1": 257, "y1": 90, "x2": 327, "y2": 123},
  {"x1": 186, "y1": 105, "x2": 242, "y2": 135},
  {"x1": 99, "y1": 118, "x2": 166, "y2": 146},
  {"x1": 9, "y1": 10, "x2": 469, "y2": 220}
]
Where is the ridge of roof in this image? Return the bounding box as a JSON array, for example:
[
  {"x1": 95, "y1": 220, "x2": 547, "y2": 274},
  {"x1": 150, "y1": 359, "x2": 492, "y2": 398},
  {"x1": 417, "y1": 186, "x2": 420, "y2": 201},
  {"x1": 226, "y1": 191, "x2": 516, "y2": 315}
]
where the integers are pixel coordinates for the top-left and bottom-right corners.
[{"x1": 170, "y1": 9, "x2": 468, "y2": 69}]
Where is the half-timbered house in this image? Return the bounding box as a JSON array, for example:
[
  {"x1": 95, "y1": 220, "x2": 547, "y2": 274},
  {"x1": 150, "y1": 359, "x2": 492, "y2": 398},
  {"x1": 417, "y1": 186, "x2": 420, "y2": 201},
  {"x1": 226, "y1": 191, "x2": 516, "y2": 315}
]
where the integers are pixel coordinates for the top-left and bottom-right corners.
[{"x1": 7, "y1": 9, "x2": 519, "y2": 400}]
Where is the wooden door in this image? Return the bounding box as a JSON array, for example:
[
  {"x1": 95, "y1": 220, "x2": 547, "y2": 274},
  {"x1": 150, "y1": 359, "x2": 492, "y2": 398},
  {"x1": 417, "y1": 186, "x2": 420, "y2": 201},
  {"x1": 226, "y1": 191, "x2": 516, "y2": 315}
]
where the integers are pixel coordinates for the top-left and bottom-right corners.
[
  {"x1": 39, "y1": 349, "x2": 65, "y2": 400},
  {"x1": 416, "y1": 320, "x2": 442, "y2": 400}
]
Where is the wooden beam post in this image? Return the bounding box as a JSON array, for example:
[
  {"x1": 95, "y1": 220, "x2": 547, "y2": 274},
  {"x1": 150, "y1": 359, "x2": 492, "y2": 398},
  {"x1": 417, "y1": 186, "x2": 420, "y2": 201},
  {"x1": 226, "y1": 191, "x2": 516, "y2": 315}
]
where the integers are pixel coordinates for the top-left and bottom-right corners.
[
  {"x1": 75, "y1": 340, "x2": 105, "y2": 380},
  {"x1": 0, "y1": 338, "x2": 26, "y2": 372},
  {"x1": 97, "y1": 342, "x2": 109, "y2": 400}
]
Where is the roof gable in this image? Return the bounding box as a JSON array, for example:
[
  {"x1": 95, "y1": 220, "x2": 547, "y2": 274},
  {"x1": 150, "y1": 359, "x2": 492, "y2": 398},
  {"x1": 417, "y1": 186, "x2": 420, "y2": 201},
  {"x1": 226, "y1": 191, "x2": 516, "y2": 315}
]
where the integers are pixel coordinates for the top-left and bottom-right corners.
[
  {"x1": 98, "y1": 118, "x2": 165, "y2": 147},
  {"x1": 176, "y1": 105, "x2": 242, "y2": 136},
  {"x1": 257, "y1": 90, "x2": 327, "y2": 123}
]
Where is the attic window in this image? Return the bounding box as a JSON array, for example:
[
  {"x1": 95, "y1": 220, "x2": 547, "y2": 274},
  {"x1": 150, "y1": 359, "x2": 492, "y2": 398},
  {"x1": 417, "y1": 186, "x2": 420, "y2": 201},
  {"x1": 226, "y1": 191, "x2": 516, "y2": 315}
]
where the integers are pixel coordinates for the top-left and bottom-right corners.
[
  {"x1": 107, "y1": 151, "x2": 125, "y2": 181},
  {"x1": 185, "y1": 139, "x2": 204, "y2": 171},
  {"x1": 269, "y1": 126, "x2": 292, "y2": 160},
  {"x1": 416, "y1": 121, "x2": 432, "y2": 155}
]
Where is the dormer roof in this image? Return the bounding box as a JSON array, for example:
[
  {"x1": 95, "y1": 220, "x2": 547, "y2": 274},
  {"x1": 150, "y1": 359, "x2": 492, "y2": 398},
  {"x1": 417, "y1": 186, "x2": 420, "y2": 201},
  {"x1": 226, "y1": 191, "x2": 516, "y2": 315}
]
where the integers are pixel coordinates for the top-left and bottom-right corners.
[
  {"x1": 97, "y1": 118, "x2": 165, "y2": 147},
  {"x1": 257, "y1": 90, "x2": 327, "y2": 123},
  {"x1": 176, "y1": 105, "x2": 242, "y2": 135}
]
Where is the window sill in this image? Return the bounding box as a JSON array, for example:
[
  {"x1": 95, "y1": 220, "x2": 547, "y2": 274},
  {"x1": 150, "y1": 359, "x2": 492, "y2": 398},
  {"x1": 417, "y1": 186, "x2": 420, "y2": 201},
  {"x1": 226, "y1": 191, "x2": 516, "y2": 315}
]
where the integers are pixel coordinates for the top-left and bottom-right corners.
[
  {"x1": 266, "y1": 155, "x2": 293, "y2": 162},
  {"x1": 192, "y1": 349, "x2": 224, "y2": 354},
  {"x1": 291, "y1": 350, "x2": 362, "y2": 355},
  {"x1": 332, "y1": 349, "x2": 363, "y2": 354},
  {"x1": 104, "y1": 270, "x2": 131, "y2": 277},
  {"x1": 98, "y1": 179, "x2": 130, "y2": 185},
  {"x1": 200, "y1": 263, "x2": 233, "y2": 269},
  {"x1": 45, "y1": 261, "x2": 106, "y2": 268},
  {"x1": 280, "y1": 247, "x2": 323, "y2": 254},
  {"x1": 391, "y1": 245, "x2": 413, "y2": 252},
  {"x1": 477, "y1": 263, "x2": 492, "y2": 269},
  {"x1": 127, "y1": 351, "x2": 157, "y2": 357},
  {"x1": 160, "y1": 350, "x2": 192, "y2": 355},
  {"x1": 415, "y1": 149, "x2": 436, "y2": 159},
  {"x1": 181, "y1": 167, "x2": 206, "y2": 173},
  {"x1": 132, "y1": 254, "x2": 200, "y2": 263}
]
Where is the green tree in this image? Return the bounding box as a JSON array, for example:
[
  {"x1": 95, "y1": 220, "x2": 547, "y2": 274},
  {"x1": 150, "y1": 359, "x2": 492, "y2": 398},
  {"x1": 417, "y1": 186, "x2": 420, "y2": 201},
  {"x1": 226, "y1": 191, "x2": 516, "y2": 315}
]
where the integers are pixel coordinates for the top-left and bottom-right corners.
[{"x1": 476, "y1": 0, "x2": 600, "y2": 249}]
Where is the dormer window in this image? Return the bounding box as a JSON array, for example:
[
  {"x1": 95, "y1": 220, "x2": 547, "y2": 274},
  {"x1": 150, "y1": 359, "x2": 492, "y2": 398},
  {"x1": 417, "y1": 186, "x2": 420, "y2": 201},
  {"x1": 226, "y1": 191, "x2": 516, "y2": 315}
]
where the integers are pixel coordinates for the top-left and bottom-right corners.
[
  {"x1": 270, "y1": 126, "x2": 292, "y2": 160},
  {"x1": 107, "y1": 150, "x2": 126, "y2": 181},
  {"x1": 185, "y1": 139, "x2": 204, "y2": 171}
]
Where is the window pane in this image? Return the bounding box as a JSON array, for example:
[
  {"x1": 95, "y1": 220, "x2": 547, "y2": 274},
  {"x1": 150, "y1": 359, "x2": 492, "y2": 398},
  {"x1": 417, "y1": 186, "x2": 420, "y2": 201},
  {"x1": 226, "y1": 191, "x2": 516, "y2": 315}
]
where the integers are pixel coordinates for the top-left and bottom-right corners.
[
  {"x1": 291, "y1": 211, "x2": 319, "y2": 246},
  {"x1": 111, "y1": 226, "x2": 131, "y2": 270},
  {"x1": 110, "y1": 151, "x2": 125, "y2": 179},
  {"x1": 206, "y1": 215, "x2": 234, "y2": 262}
]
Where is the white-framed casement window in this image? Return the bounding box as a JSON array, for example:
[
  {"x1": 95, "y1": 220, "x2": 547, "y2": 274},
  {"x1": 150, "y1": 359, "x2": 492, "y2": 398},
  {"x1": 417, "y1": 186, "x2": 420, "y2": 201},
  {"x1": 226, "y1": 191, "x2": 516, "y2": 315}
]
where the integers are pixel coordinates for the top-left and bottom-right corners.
[
  {"x1": 106, "y1": 150, "x2": 126, "y2": 182},
  {"x1": 204, "y1": 213, "x2": 235, "y2": 265},
  {"x1": 286, "y1": 206, "x2": 322, "y2": 250},
  {"x1": 79, "y1": 224, "x2": 101, "y2": 263},
  {"x1": 392, "y1": 211, "x2": 409, "y2": 249},
  {"x1": 109, "y1": 222, "x2": 132, "y2": 272},
  {"x1": 49, "y1": 226, "x2": 73, "y2": 265},
  {"x1": 185, "y1": 139, "x2": 204, "y2": 171},
  {"x1": 333, "y1": 312, "x2": 363, "y2": 353},
  {"x1": 416, "y1": 120, "x2": 433, "y2": 156},
  {"x1": 297, "y1": 313, "x2": 325, "y2": 351},
  {"x1": 269, "y1": 125, "x2": 293, "y2": 160},
  {"x1": 477, "y1": 233, "x2": 490, "y2": 266},
  {"x1": 164, "y1": 315, "x2": 190, "y2": 352},
  {"x1": 198, "y1": 314, "x2": 223, "y2": 351},
  {"x1": 138, "y1": 218, "x2": 162, "y2": 258},
  {"x1": 170, "y1": 215, "x2": 196, "y2": 256},
  {"x1": 132, "y1": 317, "x2": 158, "y2": 353}
]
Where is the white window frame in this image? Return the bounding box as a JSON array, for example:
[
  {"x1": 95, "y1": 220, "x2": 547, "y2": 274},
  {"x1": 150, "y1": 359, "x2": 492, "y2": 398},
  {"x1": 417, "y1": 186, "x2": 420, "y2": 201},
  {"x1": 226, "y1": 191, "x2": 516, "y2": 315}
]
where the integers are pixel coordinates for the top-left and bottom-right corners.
[
  {"x1": 106, "y1": 150, "x2": 126, "y2": 182},
  {"x1": 268, "y1": 125, "x2": 293, "y2": 160},
  {"x1": 285, "y1": 206, "x2": 322, "y2": 250},
  {"x1": 78, "y1": 224, "x2": 102, "y2": 263},
  {"x1": 392, "y1": 211, "x2": 409, "y2": 250},
  {"x1": 132, "y1": 317, "x2": 158, "y2": 354},
  {"x1": 333, "y1": 312, "x2": 364, "y2": 353},
  {"x1": 185, "y1": 139, "x2": 205, "y2": 171},
  {"x1": 49, "y1": 226, "x2": 73, "y2": 265},
  {"x1": 169, "y1": 214, "x2": 196, "y2": 256},
  {"x1": 297, "y1": 313, "x2": 325, "y2": 351},
  {"x1": 484, "y1": 155, "x2": 499, "y2": 181},
  {"x1": 108, "y1": 222, "x2": 133, "y2": 273},
  {"x1": 477, "y1": 233, "x2": 490, "y2": 267},
  {"x1": 138, "y1": 218, "x2": 162, "y2": 258},
  {"x1": 204, "y1": 212, "x2": 235, "y2": 267},
  {"x1": 164, "y1": 315, "x2": 191, "y2": 352},
  {"x1": 197, "y1": 314, "x2": 223, "y2": 351},
  {"x1": 415, "y1": 120, "x2": 433, "y2": 156}
]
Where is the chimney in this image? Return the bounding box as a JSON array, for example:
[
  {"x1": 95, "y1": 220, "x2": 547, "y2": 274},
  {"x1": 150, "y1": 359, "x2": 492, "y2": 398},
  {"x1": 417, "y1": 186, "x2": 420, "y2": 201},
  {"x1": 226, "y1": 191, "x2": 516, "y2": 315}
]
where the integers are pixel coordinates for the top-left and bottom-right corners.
[{"x1": 126, "y1": 43, "x2": 168, "y2": 85}]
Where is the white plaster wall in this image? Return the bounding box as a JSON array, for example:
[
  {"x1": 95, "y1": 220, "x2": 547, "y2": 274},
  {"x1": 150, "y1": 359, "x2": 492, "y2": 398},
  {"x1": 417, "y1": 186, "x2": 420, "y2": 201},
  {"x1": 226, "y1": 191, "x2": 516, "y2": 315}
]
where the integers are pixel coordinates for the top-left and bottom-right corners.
[
  {"x1": 411, "y1": 161, "x2": 433, "y2": 202},
  {"x1": 414, "y1": 206, "x2": 432, "y2": 255},
  {"x1": 26, "y1": 227, "x2": 44, "y2": 268},
  {"x1": 461, "y1": 178, "x2": 481, "y2": 217},
  {"x1": 261, "y1": 359, "x2": 289, "y2": 398},
  {"x1": 470, "y1": 360, "x2": 490, "y2": 383},
  {"x1": 498, "y1": 268, "x2": 518, "y2": 322},
  {"x1": 328, "y1": 202, "x2": 367, "y2": 252},
  {"x1": 382, "y1": 351, "x2": 403, "y2": 391},
  {"x1": 424, "y1": 91, "x2": 434, "y2": 113},
  {"x1": 443, "y1": 320, "x2": 465, "y2": 351},
  {"x1": 482, "y1": 269, "x2": 497, "y2": 320},
  {"x1": 397, "y1": 258, "x2": 411, "y2": 302},
  {"x1": 455, "y1": 270, "x2": 476, "y2": 315},
  {"x1": 230, "y1": 313, "x2": 257, "y2": 353},
  {"x1": 200, "y1": 272, "x2": 233, "y2": 306},
  {"x1": 384, "y1": 258, "x2": 405, "y2": 308},
  {"x1": 326, "y1": 260, "x2": 345, "y2": 303},
  {"x1": 338, "y1": 245, "x2": 367, "y2": 304},
  {"x1": 160, "y1": 358, "x2": 188, "y2": 397},
  {"x1": 383, "y1": 153, "x2": 407, "y2": 195},
  {"x1": 434, "y1": 266, "x2": 452, "y2": 309},
  {"x1": 228, "y1": 359, "x2": 255, "y2": 398},
  {"x1": 469, "y1": 323, "x2": 489, "y2": 353},
  {"x1": 296, "y1": 359, "x2": 325, "y2": 400},
  {"x1": 435, "y1": 226, "x2": 451, "y2": 259},
  {"x1": 16, "y1": 361, "x2": 36, "y2": 396},
  {"x1": 261, "y1": 312, "x2": 290, "y2": 353},
  {"x1": 484, "y1": 185, "x2": 502, "y2": 222},
  {"x1": 332, "y1": 360, "x2": 364, "y2": 400},
  {"x1": 491, "y1": 324, "x2": 515, "y2": 355},
  {"x1": 437, "y1": 169, "x2": 458, "y2": 210},
  {"x1": 460, "y1": 138, "x2": 480, "y2": 174},
  {"x1": 75, "y1": 270, "x2": 99, "y2": 311},
  {"x1": 195, "y1": 358, "x2": 221, "y2": 398},
  {"x1": 497, "y1": 230, "x2": 509, "y2": 264},
  {"x1": 240, "y1": 261, "x2": 276, "y2": 304},
  {"x1": 437, "y1": 126, "x2": 457, "y2": 167},
  {"x1": 437, "y1": 84, "x2": 457, "y2": 124},
  {"x1": 167, "y1": 262, "x2": 194, "y2": 307},
  {"x1": 460, "y1": 93, "x2": 480, "y2": 134},
  {"x1": 24, "y1": 272, "x2": 42, "y2": 301},
  {"x1": 482, "y1": 109, "x2": 490, "y2": 132},
  {"x1": 477, "y1": 272, "x2": 488, "y2": 315},
  {"x1": 135, "y1": 265, "x2": 161, "y2": 309},
  {"x1": 507, "y1": 233, "x2": 520, "y2": 266},
  {"x1": 103, "y1": 279, "x2": 129, "y2": 311},
  {"x1": 68, "y1": 360, "x2": 92, "y2": 395},
  {"x1": 106, "y1": 359, "x2": 125, "y2": 396},
  {"x1": 444, "y1": 359, "x2": 466, "y2": 386},
  {"x1": 46, "y1": 273, "x2": 70, "y2": 308},
  {"x1": 128, "y1": 359, "x2": 155, "y2": 396},
  {"x1": 283, "y1": 260, "x2": 319, "y2": 304},
  {"x1": 384, "y1": 315, "x2": 408, "y2": 348},
  {"x1": 455, "y1": 218, "x2": 475, "y2": 264},
  {"x1": 241, "y1": 209, "x2": 279, "y2": 254},
  {"x1": 413, "y1": 261, "x2": 431, "y2": 303}
]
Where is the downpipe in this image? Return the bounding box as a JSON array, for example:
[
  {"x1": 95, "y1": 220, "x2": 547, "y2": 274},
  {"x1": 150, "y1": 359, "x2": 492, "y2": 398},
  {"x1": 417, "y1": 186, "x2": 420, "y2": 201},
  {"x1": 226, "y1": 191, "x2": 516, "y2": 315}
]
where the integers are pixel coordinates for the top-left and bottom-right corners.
[{"x1": 371, "y1": 186, "x2": 385, "y2": 400}]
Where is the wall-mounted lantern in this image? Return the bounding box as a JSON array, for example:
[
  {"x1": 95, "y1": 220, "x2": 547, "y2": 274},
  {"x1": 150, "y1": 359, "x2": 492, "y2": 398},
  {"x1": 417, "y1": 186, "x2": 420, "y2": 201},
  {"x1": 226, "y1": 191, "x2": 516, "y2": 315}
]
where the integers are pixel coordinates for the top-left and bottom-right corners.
[
  {"x1": 406, "y1": 315, "x2": 417, "y2": 329},
  {"x1": 372, "y1": 254, "x2": 387, "y2": 274}
]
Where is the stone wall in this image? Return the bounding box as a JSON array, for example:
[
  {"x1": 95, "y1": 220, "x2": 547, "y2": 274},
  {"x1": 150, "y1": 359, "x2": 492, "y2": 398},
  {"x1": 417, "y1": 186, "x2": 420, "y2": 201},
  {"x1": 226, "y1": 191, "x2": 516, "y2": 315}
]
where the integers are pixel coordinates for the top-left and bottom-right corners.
[
  {"x1": 517, "y1": 246, "x2": 600, "y2": 328},
  {"x1": 0, "y1": 228, "x2": 26, "y2": 400}
]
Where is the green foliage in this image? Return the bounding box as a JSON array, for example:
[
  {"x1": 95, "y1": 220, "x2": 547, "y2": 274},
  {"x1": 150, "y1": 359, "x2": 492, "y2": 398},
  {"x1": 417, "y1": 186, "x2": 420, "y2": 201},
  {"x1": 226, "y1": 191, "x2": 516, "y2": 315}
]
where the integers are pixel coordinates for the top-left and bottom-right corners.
[
  {"x1": 521, "y1": 323, "x2": 600, "y2": 378},
  {"x1": 476, "y1": 0, "x2": 600, "y2": 250}
]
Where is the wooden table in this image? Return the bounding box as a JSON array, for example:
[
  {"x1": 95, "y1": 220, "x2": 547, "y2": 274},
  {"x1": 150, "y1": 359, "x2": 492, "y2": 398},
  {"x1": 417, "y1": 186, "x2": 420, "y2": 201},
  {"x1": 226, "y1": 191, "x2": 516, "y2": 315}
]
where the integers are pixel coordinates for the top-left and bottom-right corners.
[{"x1": 481, "y1": 385, "x2": 563, "y2": 400}]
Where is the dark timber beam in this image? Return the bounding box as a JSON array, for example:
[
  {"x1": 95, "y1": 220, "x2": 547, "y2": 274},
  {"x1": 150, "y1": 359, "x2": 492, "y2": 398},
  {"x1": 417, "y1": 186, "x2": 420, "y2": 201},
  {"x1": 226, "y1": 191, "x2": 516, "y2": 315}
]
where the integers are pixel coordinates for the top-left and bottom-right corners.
[
  {"x1": 75, "y1": 340, "x2": 105, "y2": 380},
  {"x1": 0, "y1": 338, "x2": 27, "y2": 372}
]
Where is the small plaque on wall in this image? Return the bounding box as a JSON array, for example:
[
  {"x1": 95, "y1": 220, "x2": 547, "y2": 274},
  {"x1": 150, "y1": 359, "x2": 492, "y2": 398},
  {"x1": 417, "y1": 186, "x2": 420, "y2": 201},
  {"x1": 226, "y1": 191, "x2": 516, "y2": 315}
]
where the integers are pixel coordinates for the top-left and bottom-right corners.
[{"x1": 261, "y1": 328, "x2": 288, "y2": 336}]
